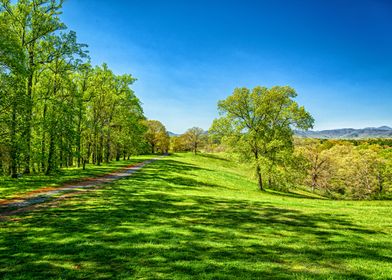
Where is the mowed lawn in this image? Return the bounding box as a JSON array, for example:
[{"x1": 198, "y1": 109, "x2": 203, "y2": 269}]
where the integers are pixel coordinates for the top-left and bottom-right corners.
[{"x1": 1, "y1": 153, "x2": 392, "y2": 279}]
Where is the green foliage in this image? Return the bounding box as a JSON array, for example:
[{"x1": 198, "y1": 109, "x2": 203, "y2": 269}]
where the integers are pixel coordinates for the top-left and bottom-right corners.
[
  {"x1": 144, "y1": 120, "x2": 170, "y2": 154},
  {"x1": 0, "y1": 0, "x2": 149, "y2": 178},
  {"x1": 171, "y1": 127, "x2": 206, "y2": 154},
  {"x1": 211, "y1": 86, "x2": 313, "y2": 190},
  {"x1": 296, "y1": 138, "x2": 392, "y2": 199},
  {"x1": 170, "y1": 134, "x2": 190, "y2": 152}
]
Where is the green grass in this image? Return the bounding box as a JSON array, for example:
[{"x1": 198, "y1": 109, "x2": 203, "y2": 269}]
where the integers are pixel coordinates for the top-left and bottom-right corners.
[
  {"x1": 0, "y1": 155, "x2": 155, "y2": 199},
  {"x1": 1, "y1": 152, "x2": 392, "y2": 279}
]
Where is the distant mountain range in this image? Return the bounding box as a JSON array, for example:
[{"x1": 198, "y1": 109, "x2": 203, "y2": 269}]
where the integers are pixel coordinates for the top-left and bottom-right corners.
[
  {"x1": 170, "y1": 127, "x2": 392, "y2": 139},
  {"x1": 168, "y1": 131, "x2": 208, "y2": 137},
  {"x1": 168, "y1": 131, "x2": 179, "y2": 137},
  {"x1": 295, "y1": 126, "x2": 392, "y2": 139}
]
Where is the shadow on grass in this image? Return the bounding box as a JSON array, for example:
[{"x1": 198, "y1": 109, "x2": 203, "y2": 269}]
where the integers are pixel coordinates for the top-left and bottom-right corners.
[
  {"x1": 0, "y1": 157, "x2": 390, "y2": 279},
  {"x1": 130, "y1": 160, "x2": 221, "y2": 190},
  {"x1": 197, "y1": 153, "x2": 230, "y2": 162},
  {"x1": 265, "y1": 189, "x2": 325, "y2": 200}
]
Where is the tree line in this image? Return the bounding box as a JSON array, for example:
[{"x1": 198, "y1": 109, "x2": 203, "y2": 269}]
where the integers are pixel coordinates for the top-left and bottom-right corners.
[
  {"x1": 0, "y1": 0, "x2": 169, "y2": 177},
  {"x1": 295, "y1": 138, "x2": 392, "y2": 199}
]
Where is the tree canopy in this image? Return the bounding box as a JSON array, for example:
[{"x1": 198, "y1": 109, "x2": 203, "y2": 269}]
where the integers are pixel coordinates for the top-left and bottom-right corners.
[
  {"x1": 211, "y1": 86, "x2": 314, "y2": 190},
  {"x1": 0, "y1": 0, "x2": 152, "y2": 177}
]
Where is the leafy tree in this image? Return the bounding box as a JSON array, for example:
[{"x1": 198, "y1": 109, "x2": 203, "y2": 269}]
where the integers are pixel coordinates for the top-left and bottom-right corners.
[
  {"x1": 183, "y1": 127, "x2": 205, "y2": 154},
  {"x1": 144, "y1": 120, "x2": 170, "y2": 154},
  {"x1": 378, "y1": 147, "x2": 392, "y2": 195},
  {"x1": 295, "y1": 139, "x2": 392, "y2": 199},
  {"x1": 37, "y1": 31, "x2": 88, "y2": 174},
  {"x1": 110, "y1": 74, "x2": 146, "y2": 160},
  {"x1": 1, "y1": 0, "x2": 66, "y2": 174},
  {"x1": 0, "y1": 7, "x2": 28, "y2": 177},
  {"x1": 295, "y1": 138, "x2": 333, "y2": 193},
  {"x1": 0, "y1": 0, "x2": 149, "y2": 178},
  {"x1": 211, "y1": 86, "x2": 313, "y2": 191},
  {"x1": 170, "y1": 135, "x2": 188, "y2": 152},
  {"x1": 322, "y1": 144, "x2": 377, "y2": 199}
]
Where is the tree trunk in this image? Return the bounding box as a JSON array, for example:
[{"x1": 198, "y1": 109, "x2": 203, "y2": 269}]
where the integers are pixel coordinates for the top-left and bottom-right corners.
[
  {"x1": 105, "y1": 131, "x2": 110, "y2": 163},
  {"x1": 87, "y1": 142, "x2": 91, "y2": 164},
  {"x1": 41, "y1": 103, "x2": 47, "y2": 172},
  {"x1": 378, "y1": 173, "x2": 384, "y2": 193},
  {"x1": 10, "y1": 98, "x2": 18, "y2": 178},
  {"x1": 311, "y1": 174, "x2": 317, "y2": 192},
  {"x1": 254, "y1": 149, "x2": 264, "y2": 191},
  {"x1": 67, "y1": 142, "x2": 73, "y2": 167},
  {"x1": 77, "y1": 75, "x2": 87, "y2": 168},
  {"x1": 23, "y1": 70, "x2": 34, "y2": 174},
  {"x1": 59, "y1": 135, "x2": 63, "y2": 168},
  {"x1": 115, "y1": 145, "x2": 121, "y2": 161},
  {"x1": 256, "y1": 164, "x2": 264, "y2": 191},
  {"x1": 46, "y1": 132, "x2": 55, "y2": 175},
  {"x1": 76, "y1": 106, "x2": 82, "y2": 167},
  {"x1": 92, "y1": 132, "x2": 97, "y2": 164},
  {"x1": 97, "y1": 133, "x2": 103, "y2": 166}
]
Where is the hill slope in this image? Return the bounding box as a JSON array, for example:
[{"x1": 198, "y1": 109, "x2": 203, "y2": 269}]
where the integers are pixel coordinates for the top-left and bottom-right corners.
[{"x1": 1, "y1": 153, "x2": 391, "y2": 279}]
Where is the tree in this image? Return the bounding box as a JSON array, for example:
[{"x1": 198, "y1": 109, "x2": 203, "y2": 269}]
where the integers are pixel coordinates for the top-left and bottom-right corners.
[
  {"x1": 144, "y1": 120, "x2": 169, "y2": 154},
  {"x1": 38, "y1": 31, "x2": 88, "y2": 174},
  {"x1": 184, "y1": 127, "x2": 205, "y2": 154},
  {"x1": 295, "y1": 140, "x2": 391, "y2": 199},
  {"x1": 0, "y1": 4, "x2": 29, "y2": 177},
  {"x1": 1, "y1": 0, "x2": 66, "y2": 174},
  {"x1": 323, "y1": 144, "x2": 382, "y2": 199},
  {"x1": 211, "y1": 86, "x2": 313, "y2": 191},
  {"x1": 295, "y1": 138, "x2": 333, "y2": 193},
  {"x1": 0, "y1": 0, "x2": 149, "y2": 178},
  {"x1": 378, "y1": 147, "x2": 392, "y2": 195}
]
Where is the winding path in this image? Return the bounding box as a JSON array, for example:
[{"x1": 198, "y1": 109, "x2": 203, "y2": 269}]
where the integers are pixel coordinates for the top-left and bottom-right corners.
[{"x1": 0, "y1": 157, "x2": 160, "y2": 218}]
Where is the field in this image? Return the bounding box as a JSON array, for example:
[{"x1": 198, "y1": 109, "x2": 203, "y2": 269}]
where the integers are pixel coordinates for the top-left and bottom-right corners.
[{"x1": 1, "y1": 153, "x2": 391, "y2": 279}]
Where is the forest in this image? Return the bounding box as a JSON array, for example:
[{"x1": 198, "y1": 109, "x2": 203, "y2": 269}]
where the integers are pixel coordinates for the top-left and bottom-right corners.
[{"x1": 0, "y1": 0, "x2": 171, "y2": 178}]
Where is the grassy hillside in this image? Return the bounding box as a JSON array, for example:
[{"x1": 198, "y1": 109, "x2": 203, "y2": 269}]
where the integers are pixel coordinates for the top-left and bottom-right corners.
[{"x1": 1, "y1": 153, "x2": 391, "y2": 279}]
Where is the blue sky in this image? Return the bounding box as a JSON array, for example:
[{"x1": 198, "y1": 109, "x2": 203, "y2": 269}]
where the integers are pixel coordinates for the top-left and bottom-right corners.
[{"x1": 62, "y1": 0, "x2": 392, "y2": 133}]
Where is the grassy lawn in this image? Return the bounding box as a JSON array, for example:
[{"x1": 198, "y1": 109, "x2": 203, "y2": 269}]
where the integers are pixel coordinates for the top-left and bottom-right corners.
[
  {"x1": 1, "y1": 153, "x2": 391, "y2": 279},
  {"x1": 0, "y1": 155, "x2": 155, "y2": 200}
]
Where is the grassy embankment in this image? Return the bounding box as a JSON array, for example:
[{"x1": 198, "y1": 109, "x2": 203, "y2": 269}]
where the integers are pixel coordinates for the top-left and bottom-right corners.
[{"x1": 1, "y1": 153, "x2": 391, "y2": 279}]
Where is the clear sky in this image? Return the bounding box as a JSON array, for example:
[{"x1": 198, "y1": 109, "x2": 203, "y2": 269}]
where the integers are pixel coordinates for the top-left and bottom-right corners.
[{"x1": 62, "y1": 0, "x2": 392, "y2": 133}]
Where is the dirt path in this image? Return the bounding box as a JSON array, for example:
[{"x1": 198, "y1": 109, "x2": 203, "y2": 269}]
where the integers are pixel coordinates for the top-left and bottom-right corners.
[{"x1": 0, "y1": 158, "x2": 159, "y2": 218}]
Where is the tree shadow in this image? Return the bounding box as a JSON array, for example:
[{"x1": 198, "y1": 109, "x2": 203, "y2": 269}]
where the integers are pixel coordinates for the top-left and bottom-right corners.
[
  {"x1": 265, "y1": 189, "x2": 325, "y2": 200},
  {"x1": 197, "y1": 153, "x2": 230, "y2": 162}
]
